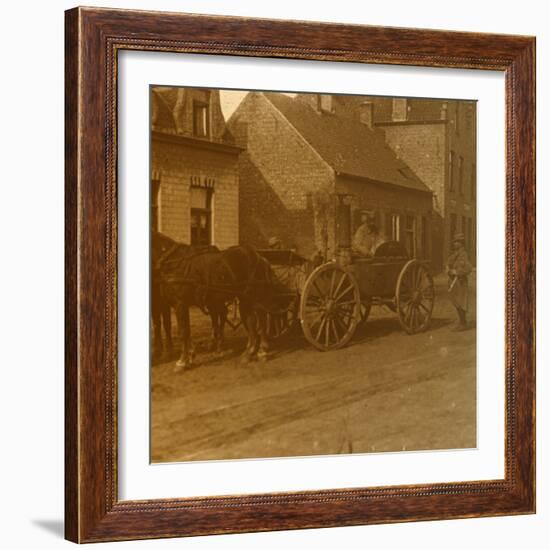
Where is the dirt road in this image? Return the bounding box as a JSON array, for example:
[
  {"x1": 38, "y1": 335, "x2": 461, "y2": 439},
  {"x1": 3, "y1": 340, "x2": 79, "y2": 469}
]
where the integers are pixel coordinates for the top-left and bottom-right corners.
[{"x1": 151, "y1": 275, "x2": 476, "y2": 462}]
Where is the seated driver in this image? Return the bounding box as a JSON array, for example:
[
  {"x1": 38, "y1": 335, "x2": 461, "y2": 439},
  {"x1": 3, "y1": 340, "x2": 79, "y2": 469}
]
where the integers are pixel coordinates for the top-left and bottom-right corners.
[{"x1": 352, "y1": 212, "x2": 386, "y2": 257}]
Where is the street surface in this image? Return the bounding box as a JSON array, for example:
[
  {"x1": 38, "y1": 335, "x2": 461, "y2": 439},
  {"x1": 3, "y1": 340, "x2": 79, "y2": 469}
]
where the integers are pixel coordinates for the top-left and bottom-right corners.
[{"x1": 151, "y1": 274, "x2": 476, "y2": 462}]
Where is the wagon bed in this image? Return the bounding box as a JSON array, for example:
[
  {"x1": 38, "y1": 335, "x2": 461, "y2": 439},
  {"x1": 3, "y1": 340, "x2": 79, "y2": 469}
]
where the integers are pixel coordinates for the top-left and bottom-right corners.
[
  {"x1": 254, "y1": 241, "x2": 435, "y2": 351},
  {"x1": 298, "y1": 241, "x2": 435, "y2": 351}
]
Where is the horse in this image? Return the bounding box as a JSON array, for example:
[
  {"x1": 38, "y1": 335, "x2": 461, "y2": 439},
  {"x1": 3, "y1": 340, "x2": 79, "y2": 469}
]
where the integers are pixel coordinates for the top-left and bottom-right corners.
[
  {"x1": 219, "y1": 245, "x2": 281, "y2": 362},
  {"x1": 152, "y1": 231, "x2": 279, "y2": 371},
  {"x1": 151, "y1": 273, "x2": 173, "y2": 359},
  {"x1": 152, "y1": 231, "x2": 226, "y2": 362}
]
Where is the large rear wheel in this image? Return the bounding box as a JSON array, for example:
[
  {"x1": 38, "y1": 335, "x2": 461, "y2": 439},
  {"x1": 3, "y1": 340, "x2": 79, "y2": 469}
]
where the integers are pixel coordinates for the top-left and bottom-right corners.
[
  {"x1": 395, "y1": 260, "x2": 435, "y2": 334},
  {"x1": 300, "y1": 263, "x2": 361, "y2": 351}
]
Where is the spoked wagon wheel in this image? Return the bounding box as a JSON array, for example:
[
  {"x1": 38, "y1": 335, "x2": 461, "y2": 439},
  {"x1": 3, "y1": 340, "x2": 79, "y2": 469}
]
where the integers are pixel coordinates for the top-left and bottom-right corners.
[
  {"x1": 395, "y1": 260, "x2": 435, "y2": 334},
  {"x1": 262, "y1": 295, "x2": 299, "y2": 340},
  {"x1": 300, "y1": 263, "x2": 361, "y2": 351}
]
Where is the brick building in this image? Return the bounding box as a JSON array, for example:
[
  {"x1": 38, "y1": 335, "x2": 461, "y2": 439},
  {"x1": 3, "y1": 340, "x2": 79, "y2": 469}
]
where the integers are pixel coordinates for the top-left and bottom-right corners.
[
  {"x1": 151, "y1": 87, "x2": 241, "y2": 248},
  {"x1": 341, "y1": 96, "x2": 477, "y2": 270},
  {"x1": 228, "y1": 92, "x2": 433, "y2": 261}
]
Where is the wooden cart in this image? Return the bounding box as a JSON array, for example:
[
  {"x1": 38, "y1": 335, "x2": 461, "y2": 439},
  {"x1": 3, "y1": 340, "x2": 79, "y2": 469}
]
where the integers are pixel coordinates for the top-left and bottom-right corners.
[{"x1": 299, "y1": 241, "x2": 435, "y2": 351}]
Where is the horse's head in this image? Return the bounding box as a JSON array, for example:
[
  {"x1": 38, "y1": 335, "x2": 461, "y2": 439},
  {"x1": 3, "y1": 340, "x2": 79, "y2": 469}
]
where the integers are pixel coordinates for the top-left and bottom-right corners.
[
  {"x1": 221, "y1": 246, "x2": 282, "y2": 305},
  {"x1": 151, "y1": 230, "x2": 177, "y2": 261}
]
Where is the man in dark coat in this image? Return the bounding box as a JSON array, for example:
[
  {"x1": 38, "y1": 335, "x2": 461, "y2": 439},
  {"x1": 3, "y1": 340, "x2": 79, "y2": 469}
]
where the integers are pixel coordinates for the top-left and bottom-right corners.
[{"x1": 447, "y1": 233, "x2": 473, "y2": 331}]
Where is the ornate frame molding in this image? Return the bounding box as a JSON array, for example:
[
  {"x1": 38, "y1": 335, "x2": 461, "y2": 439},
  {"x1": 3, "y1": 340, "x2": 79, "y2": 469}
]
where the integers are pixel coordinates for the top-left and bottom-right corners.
[{"x1": 65, "y1": 7, "x2": 535, "y2": 542}]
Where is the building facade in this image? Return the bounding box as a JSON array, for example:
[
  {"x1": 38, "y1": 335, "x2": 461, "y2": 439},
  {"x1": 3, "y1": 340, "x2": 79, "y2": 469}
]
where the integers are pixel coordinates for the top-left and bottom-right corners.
[
  {"x1": 151, "y1": 87, "x2": 241, "y2": 249},
  {"x1": 228, "y1": 92, "x2": 434, "y2": 261},
  {"x1": 361, "y1": 96, "x2": 477, "y2": 270}
]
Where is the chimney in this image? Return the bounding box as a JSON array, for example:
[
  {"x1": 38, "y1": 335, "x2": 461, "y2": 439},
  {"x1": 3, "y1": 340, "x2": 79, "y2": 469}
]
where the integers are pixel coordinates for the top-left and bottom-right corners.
[
  {"x1": 318, "y1": 94, "x2": 333, "y2": 113},
  {"x1": 359, "y1": 101, "x2": 374, "y2": 129}
]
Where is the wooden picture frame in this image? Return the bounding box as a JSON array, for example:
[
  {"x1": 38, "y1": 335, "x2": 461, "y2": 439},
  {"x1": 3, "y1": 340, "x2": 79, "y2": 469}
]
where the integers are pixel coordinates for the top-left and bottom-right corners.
[{"x1": 65, "y1": 6, "x2": 535, "y2": 543}]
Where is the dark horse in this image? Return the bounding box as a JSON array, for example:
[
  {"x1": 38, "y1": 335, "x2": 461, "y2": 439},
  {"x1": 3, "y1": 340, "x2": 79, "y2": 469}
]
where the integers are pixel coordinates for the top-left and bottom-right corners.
[
  {"x1": 151, "y1": 274, "x2": 173, "y2": 359},
  {"x1": 152, "y1": 231, "x2": 223, "y2": 364},
  {"x1": 152, "y1": 231, "x2": 277, "y2": 372}
]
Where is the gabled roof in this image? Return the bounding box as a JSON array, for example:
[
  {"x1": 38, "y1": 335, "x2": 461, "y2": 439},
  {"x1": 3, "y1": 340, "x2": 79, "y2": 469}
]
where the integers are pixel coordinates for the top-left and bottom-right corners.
[
  {"x1": 262, "y1": 92, "x2": 431, "y2": 193},
  {"x1": 151, "y1": 88, "x2": 177, "y2": 132},
  {"x1": 151, "y1": 87, "x2": 236, "y2": 145}
]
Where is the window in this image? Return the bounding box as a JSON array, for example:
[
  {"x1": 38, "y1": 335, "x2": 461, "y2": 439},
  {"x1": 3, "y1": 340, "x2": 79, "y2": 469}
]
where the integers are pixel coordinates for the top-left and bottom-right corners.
[
  {"x1": 190, "y1": 186, "x2": 213, "y2": 245},
  {"x1": 151, "y1": 178, "x2": 161, "y2": 231},
  {"x1": 392, "y1": 98, "x2": 408, "y2": 121},
  {"x1": 193, "y1": 101, "x2": 209, "y2": 137},
  {"x1": 386, "y1": 213, "x2": 400, "y2": 241},
  {"x1": 449, "y1": 150, "x2": 456, "y2": 192},
  {"x1": 389, "y1": 213, "x2": 401, "y2": 241},
  {"x1": 458, "y1": 156, "x2": 464, "y2": 194},
  {"x1": 404, "y1": 215, "x2": 417, "y2": 257}
]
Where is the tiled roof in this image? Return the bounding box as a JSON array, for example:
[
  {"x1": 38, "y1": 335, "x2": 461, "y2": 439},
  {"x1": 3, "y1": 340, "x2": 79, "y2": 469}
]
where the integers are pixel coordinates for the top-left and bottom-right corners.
[{"x1": 262, "y1": 92, "x2": 431, "y2": 193}]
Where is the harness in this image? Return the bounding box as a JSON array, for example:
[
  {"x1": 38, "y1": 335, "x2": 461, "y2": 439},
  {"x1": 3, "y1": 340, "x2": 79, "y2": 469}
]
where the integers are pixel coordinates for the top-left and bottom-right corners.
[
  {"x1": 154, "y1": 242, "x2": 179, "y2": 271},
  {"x1": 155, "y1": 243, "x2": 292, "y2": 316}
]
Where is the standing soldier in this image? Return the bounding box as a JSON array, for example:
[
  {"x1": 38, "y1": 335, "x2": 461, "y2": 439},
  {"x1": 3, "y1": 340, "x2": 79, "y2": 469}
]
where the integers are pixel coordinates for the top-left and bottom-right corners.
[{"x1": 447, "y1": 233, "x2": 472, "y2": 331}]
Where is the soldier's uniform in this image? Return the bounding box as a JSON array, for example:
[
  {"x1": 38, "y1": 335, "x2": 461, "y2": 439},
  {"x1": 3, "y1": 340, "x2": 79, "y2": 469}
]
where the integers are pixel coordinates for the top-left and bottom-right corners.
[{"x1": 447, "y1": 233, "x2": 472, "y2": 330}]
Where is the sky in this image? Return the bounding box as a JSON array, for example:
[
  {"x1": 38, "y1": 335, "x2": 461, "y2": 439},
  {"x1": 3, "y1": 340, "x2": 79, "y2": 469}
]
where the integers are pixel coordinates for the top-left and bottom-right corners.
[
  {"x1": 219, "y1": 90, "x2": 296, "y2": 120},
  {"x1": 219, "y1": 90, "x2": 249, "y2": 120}
]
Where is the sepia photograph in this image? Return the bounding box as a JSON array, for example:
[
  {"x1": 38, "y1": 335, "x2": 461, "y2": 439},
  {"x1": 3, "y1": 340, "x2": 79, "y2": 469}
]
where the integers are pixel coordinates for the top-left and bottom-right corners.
[{"x1": 150, "y1": 86, "x2": 477, "y2": 463}]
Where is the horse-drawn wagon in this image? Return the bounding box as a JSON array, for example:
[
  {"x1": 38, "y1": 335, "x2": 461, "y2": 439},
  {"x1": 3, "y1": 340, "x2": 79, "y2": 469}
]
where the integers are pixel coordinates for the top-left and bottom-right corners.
[
  {"x1": 152, "y1": 229, "x2": 435, "y2": 368},
  {"x1": 258, "y1": 240, "x2": 435, "y2": 351},
  {"x1": 299, "y1": 241, "x2": 435, "y2": 351}
]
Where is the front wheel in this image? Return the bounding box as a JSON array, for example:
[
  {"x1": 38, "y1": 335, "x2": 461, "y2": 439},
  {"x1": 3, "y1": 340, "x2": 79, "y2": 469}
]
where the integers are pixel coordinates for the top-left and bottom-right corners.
[{"x1": 300, "y1": 263, "x2": 361, "y2": 351}]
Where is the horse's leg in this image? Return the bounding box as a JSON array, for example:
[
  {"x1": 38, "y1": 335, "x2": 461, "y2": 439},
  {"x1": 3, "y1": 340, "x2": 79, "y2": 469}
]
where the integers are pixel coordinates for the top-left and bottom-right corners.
[
  {"x1": 217, "y1": 303, "x2": 227, "y2": 352},
  {"x1": 151, "y1": 304, "x2": 163, "y2": 358},
  {"x1": 162, "y1": 303, "x2": 173, "y2": 354},
  {"x1": 239, "y1": 301, "x2": 258, "y2": 361},
  {"x1": 175, "y1": 305, "x2": 191, "y2": 372},
  {"x1": 208, "y1": 307, "x2": 218, "y2": 352},
  {"x1": 210, "y1": 303, "x2": 227, "y2": 353},
  {"x1": 256, "y1": 310, "x2": 270, "y2": 362}
]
